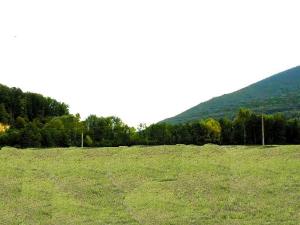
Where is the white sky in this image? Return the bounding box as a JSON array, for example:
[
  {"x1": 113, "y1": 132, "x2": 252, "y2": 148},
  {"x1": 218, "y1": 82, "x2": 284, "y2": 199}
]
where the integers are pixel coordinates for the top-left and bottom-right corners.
[{"x1": 1, "y1": 1, "x2": 299, "y2": 127}]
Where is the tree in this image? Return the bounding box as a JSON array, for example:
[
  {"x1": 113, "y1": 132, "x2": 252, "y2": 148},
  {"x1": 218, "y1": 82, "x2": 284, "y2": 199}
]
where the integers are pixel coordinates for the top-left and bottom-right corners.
[
  {"x1": 171, "y1": 124, "x2": 192, "y2": 144},
  {"x1": 146, "y1": 123, "x2": 173, "y2": 145},
  {"x1": 246, "y1": 113, "x2": 261, "y2": 145},
  {"x1": 0, "y1": 128, "x2": 21, "y2": 147},
  {"x1": 0, "y1": 103, "x2": 10, "y2": 124},
  {"x1": 190, "y1": 121, "x2": 207, "y2": 145},
  {"x1": 286, "y1": 119, "x2": 300, "y2": 144},
  {"x1": 203, "y1": 118, "x2": 221, "y2": 144},
  {"x1": 41, "y1": 115, "x2": 82, "y2": 147},
  {"x1": 85, "y1": 135, "x2": 93, "y2": 147},
  {"x1": 264, "y1": 114, "x2": 286, "y2": 145},
  {"x1": 0, "y1": 123, "x2": 10, "y2": 134},
  {"x1": 42, "y1": 117, "x2": 65, "y2": 147},
  {"x1": 0, "y1": 83, "x2": 69, "y2": 124},
  {"x1": 15, "y1": 116, "x2": 26, "y2": 129},
  {"x1": 219, "y1": 118, "x2": 233, "y2": 145},
  {"x1": 272, "y1": 114, "x2": 286, "y2": 144},
  {"x1": 235, "y1": 108, "x2": 252, "y2": 145},
  {"x1": 19, "y1": 122, "x2": 42, "y2": 148}
]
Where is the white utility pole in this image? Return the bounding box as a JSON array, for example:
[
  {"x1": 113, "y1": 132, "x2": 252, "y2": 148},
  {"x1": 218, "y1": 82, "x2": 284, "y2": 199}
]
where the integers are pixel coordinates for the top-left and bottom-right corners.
[
  {"x1": 81, "y1": 131, "x2": 84, "y2": 148},
  {"x1": 262, "y1": 113, "x2": 265, "y2": 146}
]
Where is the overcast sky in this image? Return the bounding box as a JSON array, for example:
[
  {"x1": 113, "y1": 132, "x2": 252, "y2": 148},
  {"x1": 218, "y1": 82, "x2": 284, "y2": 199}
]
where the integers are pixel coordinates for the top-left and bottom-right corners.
[{"x1": 1, "y1": 1, "x2": 299, "y2": 126}]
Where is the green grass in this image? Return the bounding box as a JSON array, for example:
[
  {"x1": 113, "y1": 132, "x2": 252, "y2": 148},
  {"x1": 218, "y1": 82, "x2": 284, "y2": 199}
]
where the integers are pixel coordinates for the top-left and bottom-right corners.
[{"x1": 0, "y1": 145, "x2": 299, "y2": 225}]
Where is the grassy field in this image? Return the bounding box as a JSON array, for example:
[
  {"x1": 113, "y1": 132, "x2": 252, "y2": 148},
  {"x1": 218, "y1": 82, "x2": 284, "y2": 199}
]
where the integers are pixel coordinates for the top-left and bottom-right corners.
[{"x1": 0, "y1": 145, "x2": 299, "y2": 225}]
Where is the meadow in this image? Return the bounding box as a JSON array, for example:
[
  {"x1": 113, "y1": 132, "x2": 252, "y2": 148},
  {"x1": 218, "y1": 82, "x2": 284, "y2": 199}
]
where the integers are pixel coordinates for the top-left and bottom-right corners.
[{"x1": 0, "y1": 145, "x2": 299, "y2": 225}]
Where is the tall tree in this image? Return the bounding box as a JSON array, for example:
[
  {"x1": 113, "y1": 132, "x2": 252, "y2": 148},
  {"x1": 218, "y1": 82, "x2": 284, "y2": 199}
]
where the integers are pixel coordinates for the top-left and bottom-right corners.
[
  {"x1": 235, "y1": 108, "x2": 252, "y2": 145},
  {"x1": 0, "y1": 103, "x2": 10, "y2": 124}
]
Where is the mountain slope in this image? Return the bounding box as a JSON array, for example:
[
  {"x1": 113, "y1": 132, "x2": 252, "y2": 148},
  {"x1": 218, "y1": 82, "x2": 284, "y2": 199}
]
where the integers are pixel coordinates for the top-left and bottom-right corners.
[{"x1": 163, "y1": 66, "x2": 300, "y2": 124}]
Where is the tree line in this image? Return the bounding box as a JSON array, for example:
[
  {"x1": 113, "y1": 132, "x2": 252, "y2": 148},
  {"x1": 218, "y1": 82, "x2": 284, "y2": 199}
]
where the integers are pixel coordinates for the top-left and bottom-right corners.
[
  {"x1": 0, "y1": 83, "x2": 300, "y2": 147},
  {"x1": 138, "y1": 109, "x2": 300, "y2": 145},
  {"x1": 1, "y1": 108, "x2": 300, "y2": 148}
]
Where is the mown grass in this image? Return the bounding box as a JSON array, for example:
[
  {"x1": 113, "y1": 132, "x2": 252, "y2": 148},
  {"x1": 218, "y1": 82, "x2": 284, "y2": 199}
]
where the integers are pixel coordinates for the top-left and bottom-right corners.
[{"x1": 0, "y1": 145, "x2": 299, "y2": 225}]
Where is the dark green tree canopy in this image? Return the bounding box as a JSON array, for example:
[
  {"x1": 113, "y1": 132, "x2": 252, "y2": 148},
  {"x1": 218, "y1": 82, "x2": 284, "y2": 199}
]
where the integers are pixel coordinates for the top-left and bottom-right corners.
[{"x1": 0, "y1": 83, "x2": 69, "y2": 124}]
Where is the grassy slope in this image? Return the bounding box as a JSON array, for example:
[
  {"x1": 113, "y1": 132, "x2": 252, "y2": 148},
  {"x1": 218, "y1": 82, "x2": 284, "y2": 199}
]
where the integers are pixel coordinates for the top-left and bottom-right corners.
[
  {"x1": 163, "y1": 66, "x2": 300, "y2": 124},
  {"x1": 0, "y1": 145, "x2": 299, "y2": 225}
]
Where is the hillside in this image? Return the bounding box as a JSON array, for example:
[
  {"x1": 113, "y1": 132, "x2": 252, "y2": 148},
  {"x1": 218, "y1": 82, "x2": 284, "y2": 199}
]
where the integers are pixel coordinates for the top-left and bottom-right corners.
[{"x1": 163, "y1": 66, "x2": 300, "y2": 124}]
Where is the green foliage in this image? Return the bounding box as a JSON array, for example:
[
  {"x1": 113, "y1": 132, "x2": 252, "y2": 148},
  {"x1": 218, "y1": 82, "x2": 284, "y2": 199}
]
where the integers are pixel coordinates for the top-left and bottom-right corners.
[
  {"x1": 234, "y1": 108, "x2": 253, "y2": 144},
  {"x1": 1, "y1": 108, "x2": 300, "y2": 147},
  {"x1": 202, "y1": 118, "x2": 221, "y2": 143},
  {"x1": 84, "y1": 115, "x2": 133, "y2": 147},
  {"x1": 0, "y1": 103, "x2": 10, "y2": 124},
  {"x1": 219, "y1": 118, "x2": 233, "y2": 144},
  {"x1": 286, "y1": 119, "x2": 300, "y2": 144},
  {"x1": 19, "y1": 121, "x2": 42, "y2": 148},
  {"x1": 0, "y1": 83, "x2": 69, "y2": 123},
  {"x1": 264, "y1": 113, "x2": 286, "y2": 144},
  {"x1": 144, "y1": 123, "x2": 173, "y2": 145},
  {"x1": 84, "y1": 135, "x2": 93, "y2": 147},
  {"x1": 163, "y1": 66, "x2": 300, "y2": 124},
  {"x1": 141, "y1": 109, "x2": 299, "y2": 146},
  {"x1": 15, "y1": 116, "x2": 26, "y2": 129},
  {"x1": 41, "y1": 115, "x2": 83, "y2": 147}
]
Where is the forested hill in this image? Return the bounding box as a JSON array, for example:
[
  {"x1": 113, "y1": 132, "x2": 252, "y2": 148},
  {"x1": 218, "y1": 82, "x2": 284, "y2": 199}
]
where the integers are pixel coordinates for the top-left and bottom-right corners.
[
  {"x1": 0, "y1": 83, "x2": 69, "y2": 123},
  {"x1": 163, "y1": 66, "x2": 300, "y2": 124}
]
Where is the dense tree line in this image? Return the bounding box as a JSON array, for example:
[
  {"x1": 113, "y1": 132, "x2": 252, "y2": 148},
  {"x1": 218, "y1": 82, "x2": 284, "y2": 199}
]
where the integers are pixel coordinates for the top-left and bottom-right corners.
[
  {"x1": 1, "y1": 107, "x2": 300, "y2": 148},
  {"x1": 0, "y1": 84, "x2": 69, "y2": 123},
  {"x1": 0, "y1": 114, "x2": 136, "y2": 148},
  {"x1": 137, "y1": 109, "x2": 300, "y2": 145}
]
